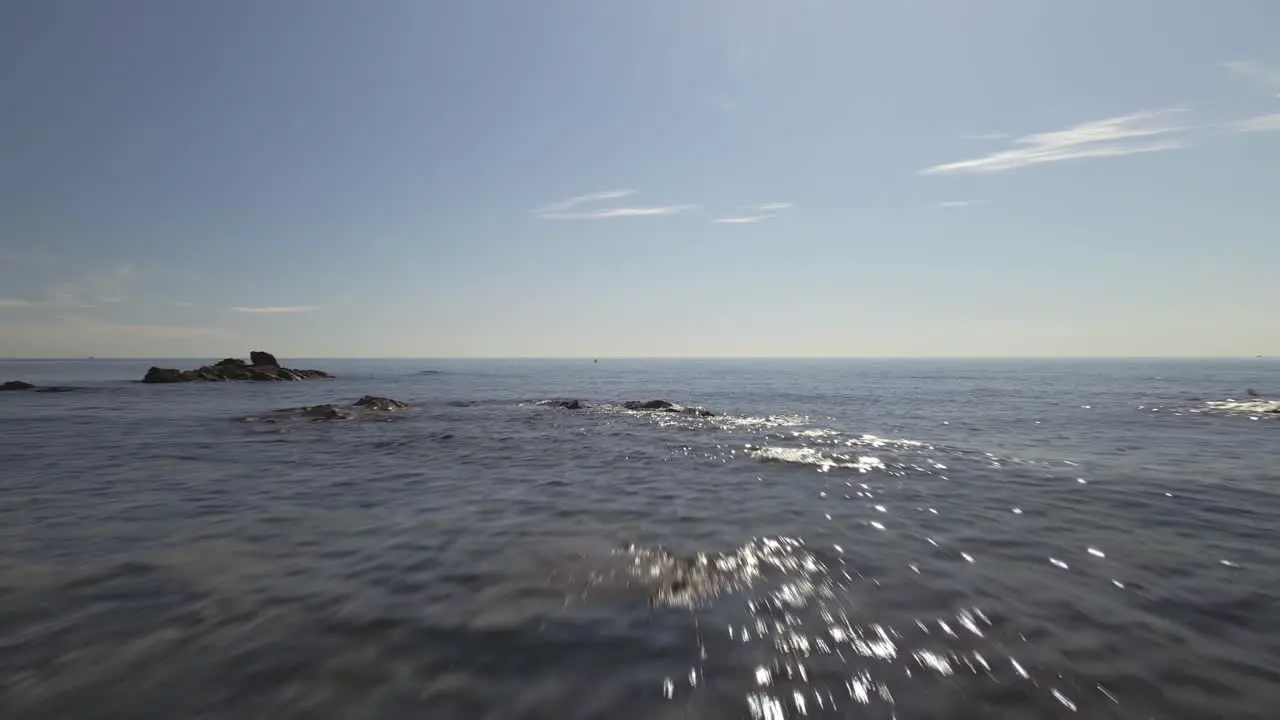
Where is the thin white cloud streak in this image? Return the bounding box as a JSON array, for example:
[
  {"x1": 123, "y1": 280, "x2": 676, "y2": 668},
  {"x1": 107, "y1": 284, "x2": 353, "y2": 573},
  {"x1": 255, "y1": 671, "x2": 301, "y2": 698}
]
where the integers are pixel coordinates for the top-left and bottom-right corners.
[
  {"x1": 754, "y1": 202, "x2": 794, "y2": 211},
  {"x1": 1221, "y1": 61, "x2": 1280, "y2": 89},
  {"x1": 920, "y1": 108, "x2": 1192, "y2": 175},
  {"x1": 6, "y1": 315, "x2": 231, "y2": 341},
  {"x1": 44, "y1": 264, "x2": 137, "y2": 308},
  {"x1": 231, "y1": 306, "x2": 319, "y2": 314},
  {"x1": 936, "y1": 201, "x2": 981, "y2": 208},
  {"x1": 1231, "y1": 113, "x2": 1280, "y2": 133},
  {"x1": 534, "y1": 190, "x2": 635, "y2": 216},
  {"x1": 539, "y1": 205, "x2": 695, "y2": 220},
  {"x1": 534, "y1": 190, "x2": 695, "y2": 220},
  {"x1": 713, "y1": 215, "x2": 774, "y2": 224},
  {"x1": 0, "y1": 298, "x2": 36, "y2": 307}
]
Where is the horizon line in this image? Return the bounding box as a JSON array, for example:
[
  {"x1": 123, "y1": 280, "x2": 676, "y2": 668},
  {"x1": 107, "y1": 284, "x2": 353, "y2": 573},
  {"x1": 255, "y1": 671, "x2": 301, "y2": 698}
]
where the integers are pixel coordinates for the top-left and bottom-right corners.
[{"x1": 1, "y1": 354, "x2": 1272, "y2": 362}]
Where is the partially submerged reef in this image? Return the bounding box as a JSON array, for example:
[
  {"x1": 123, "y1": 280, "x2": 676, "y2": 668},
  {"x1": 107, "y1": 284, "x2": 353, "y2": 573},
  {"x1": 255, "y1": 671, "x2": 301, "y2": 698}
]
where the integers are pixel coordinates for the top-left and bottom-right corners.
[
  {"x1": 244, "y1": 396, "x2": 410, "y2": 424},
  {"x1": 534, "y1": 399, "x2": 716, "y2": 417}
]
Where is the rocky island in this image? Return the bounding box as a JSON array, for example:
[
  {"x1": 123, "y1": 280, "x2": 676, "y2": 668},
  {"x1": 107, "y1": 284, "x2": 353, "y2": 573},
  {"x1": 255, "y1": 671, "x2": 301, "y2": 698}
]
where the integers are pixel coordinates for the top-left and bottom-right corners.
[{"x1": 141, "y1": 351, "x2": 331, "y2": 383}]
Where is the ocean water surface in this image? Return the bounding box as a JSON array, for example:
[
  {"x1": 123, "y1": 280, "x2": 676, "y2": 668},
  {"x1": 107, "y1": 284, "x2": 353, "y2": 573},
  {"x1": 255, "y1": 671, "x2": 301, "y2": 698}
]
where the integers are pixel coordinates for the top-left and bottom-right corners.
[{"x1": 1, "y1": 358, "x2": 1277, "y2": 719}]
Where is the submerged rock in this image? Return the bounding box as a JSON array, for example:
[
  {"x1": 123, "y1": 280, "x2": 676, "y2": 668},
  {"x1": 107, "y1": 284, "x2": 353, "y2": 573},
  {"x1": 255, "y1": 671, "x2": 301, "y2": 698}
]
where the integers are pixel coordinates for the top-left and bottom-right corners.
[
  {"x1": 299, "y1": 404, "x2": 342, "y2": 420},
  {"x1": 1, "y1": 381, "x2": 36, "y2": 391},
  {"x1": 623, "y1": 399, "x2": 715, "y2": 417},
  {"x1": 141, "y1": 351, "x2": 330, "y2": 383}
]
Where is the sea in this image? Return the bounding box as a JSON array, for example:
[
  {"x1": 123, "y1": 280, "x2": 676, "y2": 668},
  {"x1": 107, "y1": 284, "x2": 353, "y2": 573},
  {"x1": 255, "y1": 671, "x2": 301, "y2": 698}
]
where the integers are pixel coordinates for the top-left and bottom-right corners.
[{"x1": 1, "y1": 357, "x2": 1277, "y2": 719}]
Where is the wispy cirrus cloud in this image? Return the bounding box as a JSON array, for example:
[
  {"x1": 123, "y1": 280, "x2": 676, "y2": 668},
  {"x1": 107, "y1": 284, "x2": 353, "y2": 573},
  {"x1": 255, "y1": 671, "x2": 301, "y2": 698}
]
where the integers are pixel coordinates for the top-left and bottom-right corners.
[
  {"x1": 0, "y1": 316, "x2": 233, "y2": 357},
  {"x1": 712, "y1": 215, "x2": 773, "y2": 224},
  {"x1": 1221, "y1": 61, "x2": 1280, "y2": 95},
  {"x1": 0, "y1": 298, "x2": 36, "y2": 308},
  {"x1": 57, "y1": 316, "x2": 230, "y2": 339},
  {"x1": 1230, "y1": 113, "x2": 1280, "y2": 133},
  {"x1": 232, "y1": 306, "x2": 319, "y2": 314},
  {"x1": 44, "y1": 264, "x2": 138, "y2": 308},
  {"x1": 712, "y1": 202, "x2": 794, "y2": 224},
  {"x1": 533, "y1": 190, "x2": 695, "y2": 220},
  {"x1": 536, "y1": 190, "x2": 635, "y2": 214},
  {"x1": 921, "y1": 108, "x2": 1192, "y2": 175}
]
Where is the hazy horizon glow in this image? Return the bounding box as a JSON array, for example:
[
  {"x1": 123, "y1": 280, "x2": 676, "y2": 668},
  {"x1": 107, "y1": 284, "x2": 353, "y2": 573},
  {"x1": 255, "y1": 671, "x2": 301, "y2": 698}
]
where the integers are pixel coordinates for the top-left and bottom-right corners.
[{"x1": 2, "y1": 1, "x2": 1278, "y2": 359}]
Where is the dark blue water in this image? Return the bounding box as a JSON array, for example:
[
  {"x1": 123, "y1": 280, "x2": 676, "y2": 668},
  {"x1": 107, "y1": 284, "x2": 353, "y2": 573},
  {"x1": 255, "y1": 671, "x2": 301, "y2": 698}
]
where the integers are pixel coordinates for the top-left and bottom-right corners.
[{"x1": 1, "y1": 358, "x2": 1278, "y2": 719}]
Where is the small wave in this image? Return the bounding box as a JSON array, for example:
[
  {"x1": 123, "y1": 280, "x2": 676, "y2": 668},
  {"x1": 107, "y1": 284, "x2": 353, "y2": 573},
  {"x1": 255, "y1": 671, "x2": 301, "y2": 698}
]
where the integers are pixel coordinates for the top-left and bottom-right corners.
[
  {"x1": 606, "y1": 536, "x2": 838, "y2": 610},
  {"x1": 747, "y1": 445, "x2": 886, "y2": 474},
  {"x1": 717, "y1": 414, "x2": 810, "y2": 430},
  {"x1": 602, "y1": 538, "x2": 1100, "y2": 717},
  {"x1": 1202, "y1": 399, "x2": 1280, "y2": 415},
  {"x1": 848, "y1": 433, "x2": 932, "y2": 450}
]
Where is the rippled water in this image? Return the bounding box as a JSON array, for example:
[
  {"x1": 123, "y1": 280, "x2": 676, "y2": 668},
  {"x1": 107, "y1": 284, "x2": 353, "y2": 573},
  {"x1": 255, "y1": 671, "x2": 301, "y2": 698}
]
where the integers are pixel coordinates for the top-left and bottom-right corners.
[{"x1": 1, "y1": 358, "x2": 1278, "y2": 719}]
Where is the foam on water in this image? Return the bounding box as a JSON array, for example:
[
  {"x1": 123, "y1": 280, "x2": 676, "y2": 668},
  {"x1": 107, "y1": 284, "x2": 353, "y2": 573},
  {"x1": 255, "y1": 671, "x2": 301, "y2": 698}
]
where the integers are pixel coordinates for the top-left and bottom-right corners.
[{"x1": 1202, "y1": 398, "x2": 1280, "y2": 415}]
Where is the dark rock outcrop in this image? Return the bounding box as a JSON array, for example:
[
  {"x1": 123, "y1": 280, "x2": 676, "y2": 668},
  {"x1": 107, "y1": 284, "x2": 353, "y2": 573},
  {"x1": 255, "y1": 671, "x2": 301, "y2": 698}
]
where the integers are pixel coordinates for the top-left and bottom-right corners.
[
  {"x1": 623, "y1": 399, "x2": 715, "y2": 417},
  {"x1": 245, "y1": 397, "x2": 411, "y2": 424},
  {"x1": 1, "y1": 381, "x2": 86, "y2": 393},
  {"x1": 141, "y1": 351, "x2": 330, "y2": 383},
  {"x1": 538, "y1": 399, "x2": 588, "y2": 410},
  {"x1": 250, "y1": 351, "x2": 279, "y2": 368},
  {"x1": 142, "y1": 367, "x2": 184, "y2": 384},
  {"x1": 353, "y1": 396, "x2": 410, "y2": 411},
  {"x1": 624, "y1": 400, "x2": 674, "y2": 411}
]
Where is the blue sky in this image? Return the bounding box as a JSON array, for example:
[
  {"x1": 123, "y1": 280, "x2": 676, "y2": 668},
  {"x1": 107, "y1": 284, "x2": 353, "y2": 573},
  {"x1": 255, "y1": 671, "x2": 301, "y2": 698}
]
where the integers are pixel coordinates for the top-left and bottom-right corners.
[{"x1": 2, "y1": 0, "x2": 1278, "y2": 358}]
